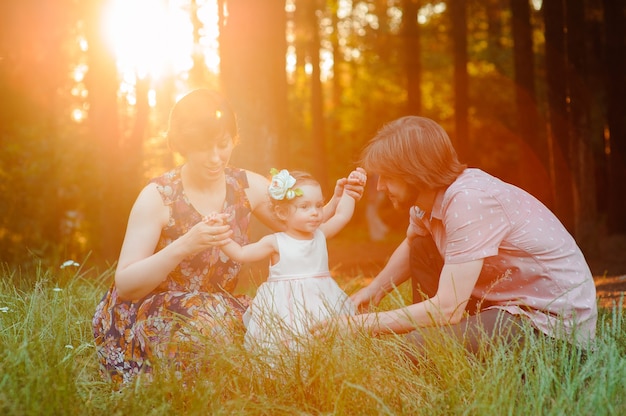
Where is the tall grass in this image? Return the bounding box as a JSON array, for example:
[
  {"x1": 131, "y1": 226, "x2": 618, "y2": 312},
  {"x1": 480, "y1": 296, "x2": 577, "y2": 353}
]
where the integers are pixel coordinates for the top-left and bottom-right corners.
[{"x1": 1, "y1": 264, "x2": 624, "y2": 415}]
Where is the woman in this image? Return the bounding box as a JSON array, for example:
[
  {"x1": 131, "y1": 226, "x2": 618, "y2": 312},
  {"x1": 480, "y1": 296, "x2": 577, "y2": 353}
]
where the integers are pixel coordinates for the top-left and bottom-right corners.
[{"x1": 92, "y1": 89, "x2": 365, "y2": 385}]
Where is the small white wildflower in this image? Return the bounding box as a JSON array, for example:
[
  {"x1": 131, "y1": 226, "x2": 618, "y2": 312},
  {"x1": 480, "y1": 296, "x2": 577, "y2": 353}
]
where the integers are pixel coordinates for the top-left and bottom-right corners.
[
  {"x1": 60, "y1": 260, "x2": 80, "y2": 269},
  {"x1": 0, "y1": 306, "x2": 9, "y2": 313},
  {"x1": 65, "y1": 345, "x2": 74, "y2": 349},
  {"x1": 52, "y1": 287, "x2": 63, "y2": 292}
]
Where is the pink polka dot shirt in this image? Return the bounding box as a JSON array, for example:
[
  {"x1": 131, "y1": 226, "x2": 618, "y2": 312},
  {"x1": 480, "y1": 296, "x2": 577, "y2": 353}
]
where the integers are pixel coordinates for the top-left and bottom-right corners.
[{"x1": 410, "y1": 168, "x2": 597, "y2": 346}]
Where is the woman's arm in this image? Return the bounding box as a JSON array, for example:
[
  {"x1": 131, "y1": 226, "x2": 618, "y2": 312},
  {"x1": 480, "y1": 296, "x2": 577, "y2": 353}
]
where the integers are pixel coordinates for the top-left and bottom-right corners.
[
  {"x1": 244, "y1": 170, "x2": 286, "y2": 231},
  {"x1": 114, "y1": 184, "x2": 231, "y2": 301},
  {"x1": 246, "y1": 168, "x2": 366, "y2": 231}
]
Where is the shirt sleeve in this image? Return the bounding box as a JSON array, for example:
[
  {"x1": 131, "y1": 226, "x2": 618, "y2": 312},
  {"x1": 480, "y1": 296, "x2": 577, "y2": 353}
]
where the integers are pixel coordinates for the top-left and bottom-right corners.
[{"x1": 442, "y1": 188, "x2": 510, "y2": 264}]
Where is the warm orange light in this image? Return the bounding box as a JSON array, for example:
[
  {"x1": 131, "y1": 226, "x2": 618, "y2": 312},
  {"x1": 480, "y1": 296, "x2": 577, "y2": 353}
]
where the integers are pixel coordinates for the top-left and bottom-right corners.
[{"x1": 103, "y1": 0, "x2": 220, "y2": 88}]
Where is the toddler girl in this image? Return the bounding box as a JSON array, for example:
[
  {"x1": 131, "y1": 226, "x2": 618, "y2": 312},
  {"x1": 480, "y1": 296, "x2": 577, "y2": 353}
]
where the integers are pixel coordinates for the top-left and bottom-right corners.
[{"x1": 218, "y1": 168, "x2": 366, "y2": 351}]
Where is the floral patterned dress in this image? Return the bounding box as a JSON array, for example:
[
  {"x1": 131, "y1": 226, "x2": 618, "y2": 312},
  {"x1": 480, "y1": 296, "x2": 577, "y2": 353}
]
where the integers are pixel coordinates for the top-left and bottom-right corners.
[{"x1": 92, "y1": 166, "x2": 252, "y2": 386}]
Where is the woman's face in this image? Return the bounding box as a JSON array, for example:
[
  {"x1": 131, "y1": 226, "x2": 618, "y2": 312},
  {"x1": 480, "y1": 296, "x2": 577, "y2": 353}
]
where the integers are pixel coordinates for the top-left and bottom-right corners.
[{"x1": 184, "y1": 135, "x2": 235, "y2": 181}]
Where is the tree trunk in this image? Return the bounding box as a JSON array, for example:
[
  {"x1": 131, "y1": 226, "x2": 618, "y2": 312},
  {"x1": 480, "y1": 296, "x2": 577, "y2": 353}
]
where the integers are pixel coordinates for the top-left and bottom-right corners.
[
  {"x1": 219, "y1": 0, "x2": 288, "y2": 172},
  {"x1": 486, "y1": 0, "x2": 506, "y2": 72},
  {"x1": 510, "y1": 0, "x2": 552, "y2": 208},
  {"x1": 83, "y1": 0, "x2": 126, "y2": 264},
  {"x1": 189, "y1": 0, "x2": 209, "y2": 88},
  {"x1": 403, "y1": 0, "x2": 422, "y2": 115},
  {"x1": 603, "y1": 0, "x2": 626, "y2": 234},
  {"x1": 565, "y1": 0, "x2": 597, "y2": 248},
  {"x1": 307, "y1": 0, "x2": 329, "y2": 191},
  {"x1": 449, "y1": 0, "x2": 470, "y2": 163},
  {"x1": 329, "y1": 1, "x2": 343, "y2": 161},
  {"x1": 543, "y1": 0, "x2": 576, "y2": 234}
]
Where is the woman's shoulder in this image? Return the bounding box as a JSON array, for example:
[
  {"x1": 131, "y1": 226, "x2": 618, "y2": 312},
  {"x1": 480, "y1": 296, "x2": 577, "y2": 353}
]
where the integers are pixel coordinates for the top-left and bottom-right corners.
[
  {"x1": 147, "y1": 167, "x2": 183, "y2": 204},
  {"x1": 149, "y1": 166, "x2": 181, "y2": 186}
]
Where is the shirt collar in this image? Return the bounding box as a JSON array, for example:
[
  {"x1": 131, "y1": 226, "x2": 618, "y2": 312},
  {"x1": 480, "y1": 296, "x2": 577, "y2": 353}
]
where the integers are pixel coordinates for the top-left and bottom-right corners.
[{"x1": 430, "y1": 188, "x2": 446, "y2": 220}]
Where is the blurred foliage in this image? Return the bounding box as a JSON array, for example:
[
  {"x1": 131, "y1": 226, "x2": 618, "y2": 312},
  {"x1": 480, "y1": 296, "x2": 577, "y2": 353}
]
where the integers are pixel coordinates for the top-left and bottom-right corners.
[{"x1": 0, "y1": 0, "x2": 624, "y2": 278}]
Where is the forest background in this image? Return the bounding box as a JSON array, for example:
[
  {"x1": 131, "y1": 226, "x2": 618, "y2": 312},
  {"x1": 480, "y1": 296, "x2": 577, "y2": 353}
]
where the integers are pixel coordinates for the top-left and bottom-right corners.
[{"x1": 1, "y1": 0, "x2": 625, "y2": 280}]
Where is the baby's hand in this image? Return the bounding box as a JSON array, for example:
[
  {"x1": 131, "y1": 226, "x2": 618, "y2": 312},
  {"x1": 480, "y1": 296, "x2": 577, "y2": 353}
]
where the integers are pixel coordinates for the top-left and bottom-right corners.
[
  {"x1": 343, "y1": 167, "x2": 367, "y2": 201},
  {"x1": 348, "y1": 169, "x2": 367, "y2": 186},
  {"x1": 202, "y1": 212, "x2": 230, "y2": 226}
]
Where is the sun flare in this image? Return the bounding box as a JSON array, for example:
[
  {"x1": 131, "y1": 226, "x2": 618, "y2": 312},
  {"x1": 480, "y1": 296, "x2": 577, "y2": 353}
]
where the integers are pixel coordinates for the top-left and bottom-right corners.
[{"x1": 103, "y1": 0, "x2": 220, "y2": 85}]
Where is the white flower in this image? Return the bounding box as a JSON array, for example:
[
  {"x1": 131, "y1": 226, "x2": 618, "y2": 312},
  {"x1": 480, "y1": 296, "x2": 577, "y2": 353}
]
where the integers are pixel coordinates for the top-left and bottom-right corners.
[
  {"x1": 0, "y1": 306, "x2": 9, "y2": 313},
  {"x1": 53, "y1": 287, "x2": 63, "y2": 292},
  {"x1": 268, "y1": 169, "x2": 297, "y2": 200},
  {"x1": 60, "y1": 260, "x2": 80, "y2": 269}
]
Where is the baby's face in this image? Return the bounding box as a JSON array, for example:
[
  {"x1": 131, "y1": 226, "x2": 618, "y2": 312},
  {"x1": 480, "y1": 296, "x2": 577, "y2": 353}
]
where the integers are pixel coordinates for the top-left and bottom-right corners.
[
  {"x1": 284, "y1": 184, "x2": 325, "y2": 235},
  {"x1": 290, "y1": 184, "x2": 324, "y2": 215}
]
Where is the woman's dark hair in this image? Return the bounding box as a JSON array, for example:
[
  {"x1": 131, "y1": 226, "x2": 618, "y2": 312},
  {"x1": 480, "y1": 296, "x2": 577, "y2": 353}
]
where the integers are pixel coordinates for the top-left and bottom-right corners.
[{"x1": 167, "y1": 89, "x2": 239, "y2": 154}]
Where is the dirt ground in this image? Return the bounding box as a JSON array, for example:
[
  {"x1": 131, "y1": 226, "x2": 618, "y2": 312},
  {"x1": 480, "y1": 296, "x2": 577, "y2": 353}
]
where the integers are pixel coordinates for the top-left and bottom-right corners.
[{"x1": 327, "y1": 232, "x2": 626, "y2": 310}]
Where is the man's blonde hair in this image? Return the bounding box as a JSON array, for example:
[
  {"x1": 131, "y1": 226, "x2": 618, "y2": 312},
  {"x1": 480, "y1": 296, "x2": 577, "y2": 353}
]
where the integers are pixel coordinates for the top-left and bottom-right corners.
[{"x1": 360, "y1": 116, "x2": 466, "y2": 190}]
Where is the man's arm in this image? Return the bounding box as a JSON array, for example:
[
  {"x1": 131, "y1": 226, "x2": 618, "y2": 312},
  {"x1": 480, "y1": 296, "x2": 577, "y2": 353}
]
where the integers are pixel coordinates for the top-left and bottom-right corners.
[
  {"x1": 352, "y1": 259, "x2": 484, "y2": 335},
  {"x1": 350, "y1": 238, "x2": 413, "y2": 310}
]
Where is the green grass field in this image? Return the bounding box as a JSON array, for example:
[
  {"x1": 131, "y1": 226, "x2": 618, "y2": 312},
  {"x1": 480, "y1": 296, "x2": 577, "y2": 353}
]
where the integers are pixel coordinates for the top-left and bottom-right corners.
[{"x1": 1, "y1": 263, "x2": 624, "y2": 415}]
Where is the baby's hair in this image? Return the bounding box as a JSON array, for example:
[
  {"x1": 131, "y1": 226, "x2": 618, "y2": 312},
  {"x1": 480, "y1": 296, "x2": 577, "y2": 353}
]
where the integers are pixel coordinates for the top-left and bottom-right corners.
[
  {"x1": 270, "y1": 171, "x2": 321, "y2": 221},
  {"x1": 270, "y1": 171, "x2": 319, "y2": 208}
]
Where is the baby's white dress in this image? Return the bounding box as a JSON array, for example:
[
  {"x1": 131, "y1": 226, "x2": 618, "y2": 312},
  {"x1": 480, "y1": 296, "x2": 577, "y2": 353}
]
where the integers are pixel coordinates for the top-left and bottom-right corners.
[{"x1": 243, "y1": 229, "x2": 355, "y2": 351}]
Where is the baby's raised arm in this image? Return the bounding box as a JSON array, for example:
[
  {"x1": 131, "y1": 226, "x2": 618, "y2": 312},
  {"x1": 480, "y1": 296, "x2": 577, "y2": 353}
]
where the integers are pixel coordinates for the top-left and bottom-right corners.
[{"x1": 320, "y1": 170, "x2": 367, "y2": 239}]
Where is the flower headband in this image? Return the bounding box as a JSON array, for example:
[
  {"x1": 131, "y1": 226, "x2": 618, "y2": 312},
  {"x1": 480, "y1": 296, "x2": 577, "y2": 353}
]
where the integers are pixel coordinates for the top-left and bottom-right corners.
[{"x1": 268, "y1": 168, "x2": 303, "y2": 201}]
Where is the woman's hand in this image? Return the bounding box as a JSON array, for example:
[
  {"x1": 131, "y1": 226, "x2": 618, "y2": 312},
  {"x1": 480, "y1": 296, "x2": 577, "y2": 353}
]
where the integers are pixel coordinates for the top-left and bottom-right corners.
[{"x1": 182, "y1": 214, "x2": 232, "y2": 255}]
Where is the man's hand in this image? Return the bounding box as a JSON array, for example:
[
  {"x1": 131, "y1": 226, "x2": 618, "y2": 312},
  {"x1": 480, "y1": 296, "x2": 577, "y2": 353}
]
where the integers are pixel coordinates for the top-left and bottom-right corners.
[{"x1": 350, "y1": 284, "x2": 385, "y2": 313}]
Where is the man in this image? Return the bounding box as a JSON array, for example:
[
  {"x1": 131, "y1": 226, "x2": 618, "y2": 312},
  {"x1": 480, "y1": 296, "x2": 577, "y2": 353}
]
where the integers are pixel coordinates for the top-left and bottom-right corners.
[{"x1": 345, "y1": 116, "x2": 597, "y2": 354}]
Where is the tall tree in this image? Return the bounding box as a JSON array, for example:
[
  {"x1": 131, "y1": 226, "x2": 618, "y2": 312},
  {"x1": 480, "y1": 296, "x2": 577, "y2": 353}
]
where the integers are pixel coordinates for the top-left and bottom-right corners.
[
  {"x1": 566, "y1": 0, "x2": 597, "y2": 244},
  {"x1": 603, "y1": 0, "x2": 626, "y2": 234},
  {"x1": 403, "y1": 0, "x2": 422, "y2": 115},
  {"x1": 83, "y1": 0, "x2": 127, "y2": 263},
  {"x1": 510, "y1": 0, "x2": 552, "y2": 207},
  {"x1": 543, "y1": 0, "x2": 576, "y2": 234},
  {"x1": 485, "y1": 0, "x2": 507, "y2": 72},
  {"x1": 329, "y1": 1, "x2": 344, "y2": 155},
  {"x1": 219, "y1": 0, "x2": 289, "y2": 172},
  {"x1": 449, "y1": 0, "x2": 470, "y2": 162},
  {"x1": 304, "y1": 0, "x2": 329, "y2": 189}
]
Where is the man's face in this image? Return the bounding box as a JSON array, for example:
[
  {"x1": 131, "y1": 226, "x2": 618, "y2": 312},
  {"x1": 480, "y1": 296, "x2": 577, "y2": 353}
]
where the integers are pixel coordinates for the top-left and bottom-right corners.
[{"x1": 376, "y1": 174, "x2": 418, "y2": 210}]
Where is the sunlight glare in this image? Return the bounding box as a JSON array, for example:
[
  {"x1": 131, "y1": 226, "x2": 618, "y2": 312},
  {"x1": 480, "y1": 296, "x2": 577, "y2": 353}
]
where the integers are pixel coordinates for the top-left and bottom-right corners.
[
  {"x1": 103, "y1": 0, "x2": 220, "y2": 86},
  {"x1": 104, "y1": 0, "x2": 194, "y2": 80}
]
